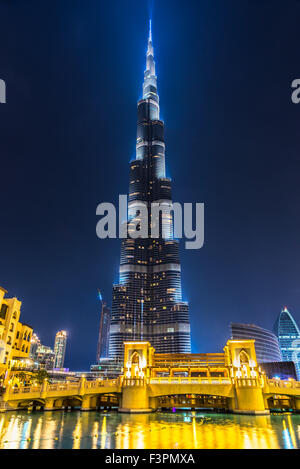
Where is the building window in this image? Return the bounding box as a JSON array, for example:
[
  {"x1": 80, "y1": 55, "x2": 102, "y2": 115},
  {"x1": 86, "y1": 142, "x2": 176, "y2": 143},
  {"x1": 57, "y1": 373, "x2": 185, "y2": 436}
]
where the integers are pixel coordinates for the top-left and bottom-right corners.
[{"x1": 0, "y1": 304, "x2": 8, "y2": 320}]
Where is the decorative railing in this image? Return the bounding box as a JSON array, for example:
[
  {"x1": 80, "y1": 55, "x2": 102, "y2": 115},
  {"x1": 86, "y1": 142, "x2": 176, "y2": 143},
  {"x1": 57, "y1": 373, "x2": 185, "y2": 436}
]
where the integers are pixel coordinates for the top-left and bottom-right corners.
[
  {"x1": 6, "y1": 378, "x2": 119, "y2": 396},
  {"x1": 12, "y1": 385, "x2": 41, "y2": 394},
  {"x1": 122, "y1": 377, "x2": 145, "y2": 387},
  {"x1": 235, "y1": 378, "x2": 263, "y2": 388},
  {"x1": 267, "y1": 379, "x2": 300, "y2": 389},
  {"x1": 149, "y1": 377, "x2": 232, "y2": 385},
  {"x1": 85, "y1": 379, "x2": 117, "y2": 389}
]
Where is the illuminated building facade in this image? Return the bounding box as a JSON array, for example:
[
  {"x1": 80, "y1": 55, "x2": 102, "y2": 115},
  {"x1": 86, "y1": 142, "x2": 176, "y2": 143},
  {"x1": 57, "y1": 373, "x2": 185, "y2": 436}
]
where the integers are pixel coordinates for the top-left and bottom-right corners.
[
  {"x1": 35, "y1": 344, "x2": 55, "y2": 370},
  {"x1": 29, "y1": 332, "x2": 40, "y2": 359},
  {"x1": 230, "y1": 322, "x2": 282, "y2": 363},
  {"x1": 54, "y1": 330, "x2": 67, "y2": 369},
  {"x1": 109, "y1": 22, "x2": 191, "y2": 358},
  {"x1": 96, "y1": 292, "x2": 111, "y2": 362},
  {"x1": 274, "y1": 307, "x2": 300, "y2": 379},
  {"x1": 0, "y1": 286, "x2": 33, "y2": 383},
  {"x1": 0, "y1": 287, "x2": 33, "y2": 365}
]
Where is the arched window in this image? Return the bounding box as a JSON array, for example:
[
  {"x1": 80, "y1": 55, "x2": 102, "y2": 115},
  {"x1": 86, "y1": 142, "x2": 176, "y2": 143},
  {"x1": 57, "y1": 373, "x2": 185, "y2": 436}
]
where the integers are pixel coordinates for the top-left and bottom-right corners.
[
  {"x1": 12, "y1": 311, "x2": 17, "y2": 320},
  {"x1": 22, "y1": 345, "x2": 25, "y2": 352},
  {"x1": 239, "y1": 350, "x2": 249, "y2": 365},
  {"x1": 131, "y1": 351, "x2": 140, "y2": 366}
]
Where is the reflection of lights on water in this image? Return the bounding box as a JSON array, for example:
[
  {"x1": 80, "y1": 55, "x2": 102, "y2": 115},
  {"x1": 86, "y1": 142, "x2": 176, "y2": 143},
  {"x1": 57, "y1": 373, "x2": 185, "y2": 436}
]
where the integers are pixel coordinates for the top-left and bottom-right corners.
[
  {"x1": 0, "y1": 411, "x2": 298, "y2": 449},
  {"x1": 287, "y1": 415, "x2": 297, "y2": 448},
  {"x1": 72, "y1": 415, "x2": 82, "y2": 449},
  {"x1": 92, "y1": 421, "x2": 99, "y2": 450},
  {"x1": 282, "y1": 420, "x2": 294, "y2": 449},
  {"x1": 100, "y1": 416, "x2": 106, "y2": 449},
  {"x1": 32, "y1": 417, "x2": 42, "y2": 449},
  {"x1": 192, "y1": 416, "x2": 198, "y2": 446},
  {"x1": 20, "y1": 421, "x2": 32, "y2": 449}
]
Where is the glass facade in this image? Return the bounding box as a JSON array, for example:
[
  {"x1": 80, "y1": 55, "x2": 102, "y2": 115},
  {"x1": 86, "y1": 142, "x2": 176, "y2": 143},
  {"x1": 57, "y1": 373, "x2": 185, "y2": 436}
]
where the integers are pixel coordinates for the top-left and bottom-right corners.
[
  {"x1": 54, "y1": 330, "x2": 67, "y2": 369},
  {"x1": 109, "y1": 23, "x2": 191, "y2": 358},
  {"x1": 230, "y1": 323, "x2": 282, "y2": 363},
  {"x1": 274, "y1": 307, "x2": 300, "y2": 380},
  {"x1": 96, "y1": 302, "x2": 111, "y2": 361}
]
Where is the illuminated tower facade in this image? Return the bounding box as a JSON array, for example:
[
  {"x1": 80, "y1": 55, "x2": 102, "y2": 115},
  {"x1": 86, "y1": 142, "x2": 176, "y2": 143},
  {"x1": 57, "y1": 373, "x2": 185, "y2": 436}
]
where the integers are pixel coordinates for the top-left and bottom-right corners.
[
  {"x1": 54, "y1": 330, "x2": 67, "y2": 369},
  {"x1": 109, "y1": 22, "x2": 191, "y2": 358},
  {"x1": 274, "y1": 307, "x2": 300, "y2": 379},
  {"x1": 96, "y1": 291, "x2": 111, "y2": 362}
]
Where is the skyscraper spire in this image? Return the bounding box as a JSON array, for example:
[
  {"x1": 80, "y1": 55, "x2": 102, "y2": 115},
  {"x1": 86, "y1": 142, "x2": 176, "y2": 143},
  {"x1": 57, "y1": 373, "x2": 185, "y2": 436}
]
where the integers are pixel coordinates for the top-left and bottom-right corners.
[
  {"x1": 149, "y1": 19, "x2": 152, "y2": 42},
  {"x1": 143, "y1": 19, "x2": 157, "y2": 104}
]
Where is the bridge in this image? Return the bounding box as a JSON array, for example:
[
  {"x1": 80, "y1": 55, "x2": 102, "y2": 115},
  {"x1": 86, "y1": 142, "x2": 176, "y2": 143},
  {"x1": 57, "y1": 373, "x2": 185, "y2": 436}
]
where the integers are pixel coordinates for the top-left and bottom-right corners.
[{"x1": 1, "y1": 339, "x2": 300, "y2": 414}]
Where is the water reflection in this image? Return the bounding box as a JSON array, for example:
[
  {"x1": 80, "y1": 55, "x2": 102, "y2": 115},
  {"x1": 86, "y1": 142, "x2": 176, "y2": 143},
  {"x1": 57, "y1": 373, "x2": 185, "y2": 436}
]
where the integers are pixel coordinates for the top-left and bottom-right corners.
[{"x1": 0, "y1": 410, "x2": 299, "y2": 449}]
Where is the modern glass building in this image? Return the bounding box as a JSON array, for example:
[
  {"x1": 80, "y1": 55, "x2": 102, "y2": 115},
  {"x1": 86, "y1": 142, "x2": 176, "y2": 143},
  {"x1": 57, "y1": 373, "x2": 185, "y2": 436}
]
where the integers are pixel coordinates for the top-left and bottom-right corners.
[
  {"x1": 109, "y1": 22, "x2": 191, "y2": 358},
  {"x1": 230, "y1": 323, "x2": 282, "y2": 363},
  {"x1": 54, "y1": 330, "x2": 67, "y2": 369},
  {"x1": 96, "y1": 295, "x2": 111, "y2": 362},
  {"x1": 274, "y1": 307, "x2": 300, "y2": 379}
]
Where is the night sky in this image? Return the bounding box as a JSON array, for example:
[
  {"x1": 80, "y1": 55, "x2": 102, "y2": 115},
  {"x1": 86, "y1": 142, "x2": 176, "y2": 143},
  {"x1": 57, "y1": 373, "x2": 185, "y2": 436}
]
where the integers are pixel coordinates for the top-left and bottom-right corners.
[{"x1": 1, "y1": 0, "x2": 300, "y2": 370}]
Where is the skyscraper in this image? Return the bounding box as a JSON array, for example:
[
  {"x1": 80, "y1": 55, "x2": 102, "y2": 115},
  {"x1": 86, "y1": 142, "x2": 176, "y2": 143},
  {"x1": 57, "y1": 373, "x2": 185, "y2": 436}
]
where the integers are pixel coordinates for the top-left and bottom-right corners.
[
  {"x1": 54, "y1": 330, "x2": 67, "y2": 369},
  {"x1": 29, "y1": 333, "x2": 41, "y2": 359},
  {"x1": 96, "y1": 291, "x2": 111, "y2": 362},
  {"x1": 274, "y1": 307, "x2": 300, "y2": 379},
  {"x1": 109, "y1": 22, "x2": 191, "y2": 358}
]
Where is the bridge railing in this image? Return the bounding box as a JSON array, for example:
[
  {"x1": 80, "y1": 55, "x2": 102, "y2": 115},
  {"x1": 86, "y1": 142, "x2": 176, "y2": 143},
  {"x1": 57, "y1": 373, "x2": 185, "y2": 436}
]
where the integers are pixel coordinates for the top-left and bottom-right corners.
[
  {"x1": 149, "y1": 377, "x2": 232, "y2": 385},
  {"x1": 47, "y1": 382, "x2": 80, "y2": 392},
  {"x1": 267, "y1": 379, "x2": 300, "y2": 389},
  {"x1": 12, "y1": 384, "x2": 42, "y2": 394},
  {"x1": 85, "y1": 379, "x2": 118, "y2": 389},
  {"x1": 5, "y1": 377, "x2": 119, "y2": 397}
]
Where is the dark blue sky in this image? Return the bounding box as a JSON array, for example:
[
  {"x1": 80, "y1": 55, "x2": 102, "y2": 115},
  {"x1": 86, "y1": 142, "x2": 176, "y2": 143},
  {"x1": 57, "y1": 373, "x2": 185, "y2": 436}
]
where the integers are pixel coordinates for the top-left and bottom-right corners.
[{"x1": 1, "y1": 0, "x2": 300, "y2": 369}]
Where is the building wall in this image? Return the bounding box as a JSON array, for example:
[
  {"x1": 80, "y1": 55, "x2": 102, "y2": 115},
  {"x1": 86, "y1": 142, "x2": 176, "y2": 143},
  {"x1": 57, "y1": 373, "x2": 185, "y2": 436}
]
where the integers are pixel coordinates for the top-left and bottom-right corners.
[
  {"x1": 260, "y1": 361, "x2": 297, "y2": 381},
  {"x1": 36, "y1": 344, "x2": 55, "y2": 370},
  {"x1": 230, "y1": 322, "x2": 282, "y2": 363},
  {"x1": 0, "y1": 286, "x2": 33, "y2": 369}
]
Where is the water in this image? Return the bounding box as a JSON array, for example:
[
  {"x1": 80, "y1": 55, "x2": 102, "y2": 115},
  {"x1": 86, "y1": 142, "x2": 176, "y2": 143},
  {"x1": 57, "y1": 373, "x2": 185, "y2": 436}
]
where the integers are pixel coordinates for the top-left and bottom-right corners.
[{"x1": 0, "y1": 410, "x2": 299, "y2": 449}]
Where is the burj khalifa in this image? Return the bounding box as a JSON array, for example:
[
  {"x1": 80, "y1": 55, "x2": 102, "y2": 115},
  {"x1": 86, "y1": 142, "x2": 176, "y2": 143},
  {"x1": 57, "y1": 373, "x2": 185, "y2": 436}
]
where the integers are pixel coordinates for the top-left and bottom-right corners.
[{"x1": 109, "y1": 22, "x2": 191, "y2": 358}]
